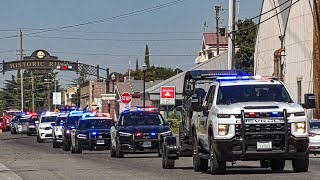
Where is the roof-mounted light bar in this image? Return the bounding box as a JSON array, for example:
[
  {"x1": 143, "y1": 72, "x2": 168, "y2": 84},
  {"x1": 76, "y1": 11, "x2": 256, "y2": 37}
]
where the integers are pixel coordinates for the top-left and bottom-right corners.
[{"x1": 215, "y1": 75, "x2": 278, "y2": 81}]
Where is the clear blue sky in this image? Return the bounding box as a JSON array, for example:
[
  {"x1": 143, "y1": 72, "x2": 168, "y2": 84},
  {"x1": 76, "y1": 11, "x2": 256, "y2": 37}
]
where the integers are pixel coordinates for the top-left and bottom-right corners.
[{"x1": 0, "y1": 0, "x2": 262, "y2": 87}]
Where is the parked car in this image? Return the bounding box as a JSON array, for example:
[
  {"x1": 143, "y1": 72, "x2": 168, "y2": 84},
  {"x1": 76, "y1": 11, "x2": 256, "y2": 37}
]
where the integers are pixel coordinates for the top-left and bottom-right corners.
[{"x1": 309, "y1": 120, "x2": 320, "y2": 155}]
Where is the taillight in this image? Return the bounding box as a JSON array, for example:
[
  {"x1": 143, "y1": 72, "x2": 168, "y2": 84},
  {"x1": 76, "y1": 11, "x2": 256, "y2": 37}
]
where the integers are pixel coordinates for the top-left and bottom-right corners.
[{"x1": 135, "y1": 132, "x2": 142, "y2": 136}]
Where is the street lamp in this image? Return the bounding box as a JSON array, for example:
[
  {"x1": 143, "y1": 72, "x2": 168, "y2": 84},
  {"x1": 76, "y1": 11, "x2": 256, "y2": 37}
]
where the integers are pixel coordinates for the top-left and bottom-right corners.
[
  {"x1": 142, "y1": 63, "x2": 147, "y2": 107},
  {"x1": 111, "y1": 74, "x2": 116, "y2": 93}
]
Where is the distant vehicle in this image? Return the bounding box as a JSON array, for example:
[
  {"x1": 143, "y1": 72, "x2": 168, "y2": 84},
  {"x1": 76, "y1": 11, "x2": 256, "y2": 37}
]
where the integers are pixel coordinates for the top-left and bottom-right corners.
[
  {"x1": 10, "y1": 117, "x2": 19, "y2": 134},
  {"x1": 0, "y1": 117, "x2": 5, "y2": 131},
  {"x1": 3, "y1": 109, "x2": 21, "y2": 131},
  {"x1": 62, "y1": 111, "x2": 88, "y2": 151},
  {"x1": 70, "y1": 113, "x2": 114, "y2": 153},
  {"x1": 36, "y1": 112, "x2": 58, "y2": 143},
  {"x1": 52, "y1": 113, "x2": 68, "y2": 148},
  {"x1": 25, "y1": 113, "x2": 40, "y2": 136},
  {"x1": 11, "y1": 116, "x2": 29, "y2": 134},
  {"x1": 309, "y1": 120, "x2": 320, "y2": 155},
  {"x1": 110, "y1": 107, "x2": 172, "y2": 158}
]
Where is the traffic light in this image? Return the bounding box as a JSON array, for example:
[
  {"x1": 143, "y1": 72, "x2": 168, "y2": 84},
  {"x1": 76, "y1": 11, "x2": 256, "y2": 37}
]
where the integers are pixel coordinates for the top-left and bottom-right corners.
[
  {"x1": 219, "y1": 27, "x2": 226, "y2": 36},
  {"x1": 57, "y1": 65, "x2": 72, "y2": 71}
]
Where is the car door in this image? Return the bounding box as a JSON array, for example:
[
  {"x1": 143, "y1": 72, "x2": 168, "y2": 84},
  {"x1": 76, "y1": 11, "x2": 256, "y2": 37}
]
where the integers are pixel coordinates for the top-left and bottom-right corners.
[
  {"x1": 198, "y1": 85, "x2": 216, "y2": 145},
  {"x1": 111, "y1": 116, "x2": 122, "y2": 148}
]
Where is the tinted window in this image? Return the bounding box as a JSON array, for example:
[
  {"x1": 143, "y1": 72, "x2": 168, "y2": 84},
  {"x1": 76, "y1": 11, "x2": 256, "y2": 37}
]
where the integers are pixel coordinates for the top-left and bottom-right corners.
[
  {"x1": 66, "y1": 116, "x2": 82, "y2": 126},
  {"x1": 19, "y1": 118, "x2": 28, "y2": 123},
  {"x1": 55, "y1": 116, "x2": 67, "y2": 125},
  {"x1": 30, "y1": 117, "x2": 39, "y2": 123},
  {"x1": 41, "y1": 116, "x2": 57, "y2": 123},
  {"x1": 8, "y1": 112, "x2": 20, "y2": 116},
  {"x1": 217, "y1": 84, "x2": 293, "y2": 105},
  {"x1": 120, "y1": 112, "x2": 164, "y2": 126},
  {"x1": 310, "y1": 122, "x2": 320, "y2": 129},
  {"x1": 78, "y1": 119, "x2": 113, "y2": 130}
]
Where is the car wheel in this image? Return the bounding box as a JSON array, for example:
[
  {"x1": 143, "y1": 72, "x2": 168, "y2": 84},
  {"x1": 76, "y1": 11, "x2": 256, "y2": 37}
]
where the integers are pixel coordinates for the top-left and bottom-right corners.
[
  {"x1": 193, "y1": 136, "x2": 208, "y2": 172},
  {"x1": 162, "y1": 142, "x2": 175, "y2": 169},
  {"x1": 115, "y1": 139, "x2": 123, "y2": 158},
  {"x1": 209, "y1": 137, "x2": 226, "y2": 175},
  {"x1": 27, "y1": 131, "x2": 31, "y2": 136},
  {"x1": 260, "y1": 160, "x2": 270, "y2": 168},
  {"x1": 62, "y1": 139, "x2": 70, "y2": 151},
  {"x1": 270, "y1": 160, "x2": 285, "y2": 171},
  {"x1": 292, "y1": 153, "x2": 309, "y2": 172},
  {"x1": 53, "y1": 138, "x2": 59, "y2": 148},
  {"x1": 75, "y1": 143, "x2": 82, "y2": 154}
]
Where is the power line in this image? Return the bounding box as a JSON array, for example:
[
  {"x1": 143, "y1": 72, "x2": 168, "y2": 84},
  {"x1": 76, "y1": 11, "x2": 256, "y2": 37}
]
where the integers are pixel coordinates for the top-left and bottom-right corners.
[
  {"x1": 25, "y1": 35, "x2": 200, "y2": 42},
  {"x1": 232, "y1": 0, "x2": 301, "y2": 33}
]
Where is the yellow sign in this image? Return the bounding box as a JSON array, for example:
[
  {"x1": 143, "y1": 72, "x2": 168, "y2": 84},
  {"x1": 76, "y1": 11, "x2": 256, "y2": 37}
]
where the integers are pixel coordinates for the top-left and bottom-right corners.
[
  {"x1": 91, "y1": 101, "x2": 98, "y2": 110},
  {"x1": 54, "y1": 109, "x2": 59, "y2": 113}
]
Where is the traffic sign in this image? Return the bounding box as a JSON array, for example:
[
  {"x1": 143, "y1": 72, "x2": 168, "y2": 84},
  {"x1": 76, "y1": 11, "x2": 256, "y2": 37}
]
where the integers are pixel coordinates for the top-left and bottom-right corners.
[
  {"x1": 121, "y1": 92, "x2": 132, "y2": 104},
  {"x1": 160, "y1": 86, "x2": 175, "y2": 105},
  {"x1": 91, "y1": 101, "x2": 98, "y2": 110},
  {"x1": 53, "y1": 92, "x2": 61, "y2": 105}
]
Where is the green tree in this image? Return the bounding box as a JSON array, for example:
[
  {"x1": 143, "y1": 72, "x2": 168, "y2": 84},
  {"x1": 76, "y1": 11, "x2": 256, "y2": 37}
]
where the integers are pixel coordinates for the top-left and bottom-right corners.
[
  {"x1": 145, "y1": 44, "x2": 150, "y2": 67},
  {"x1": 235, "y1": 19, "x2": 257, "y2": 73}
]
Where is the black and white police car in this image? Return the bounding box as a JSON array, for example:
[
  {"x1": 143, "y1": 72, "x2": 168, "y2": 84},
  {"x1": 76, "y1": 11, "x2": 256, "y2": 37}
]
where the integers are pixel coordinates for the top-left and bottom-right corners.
[
  {"x1": 70, "y1": 113, "x2": 114, "y2": 153},
  {"x1": 110, "y1": 107, "x2": 172, "y2": 158}
]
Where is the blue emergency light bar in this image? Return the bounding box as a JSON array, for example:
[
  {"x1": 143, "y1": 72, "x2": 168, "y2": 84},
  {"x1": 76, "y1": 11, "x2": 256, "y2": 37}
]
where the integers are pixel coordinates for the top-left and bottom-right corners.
[
  {"x1": 215, "y1": 75, "x2": 277, "y2": 81},
  {"x1": 70, "y1": 110, "x2": 84, "y2": 115}
]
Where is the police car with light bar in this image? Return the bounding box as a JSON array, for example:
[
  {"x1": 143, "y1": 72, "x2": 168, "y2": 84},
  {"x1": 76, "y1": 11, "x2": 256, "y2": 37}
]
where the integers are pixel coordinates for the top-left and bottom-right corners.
[
  {"x1": 110, "y1": 107, "x2": 172, "y2": 158},
  {"x1": 70, "y1": 113, "x2": 114, "y2": 153},
  {"x1": 36, "y1": 112, "x2": 58, "y2": 143},
  {"x1": 52, "y1": 113, "x2": 68, "y2": 148},
  {"x1": 161, "y1": 70, "x2": 309, "y2": 174},
  {"x1": 62, "y1": 111, "x2": 88, "y2": 151}
]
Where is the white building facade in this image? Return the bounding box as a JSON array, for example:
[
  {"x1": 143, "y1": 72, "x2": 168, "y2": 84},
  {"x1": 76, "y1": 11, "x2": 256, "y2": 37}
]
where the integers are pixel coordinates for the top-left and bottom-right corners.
[{"x1": 254, "y1": 0, "x2": 313, "y2": 109}]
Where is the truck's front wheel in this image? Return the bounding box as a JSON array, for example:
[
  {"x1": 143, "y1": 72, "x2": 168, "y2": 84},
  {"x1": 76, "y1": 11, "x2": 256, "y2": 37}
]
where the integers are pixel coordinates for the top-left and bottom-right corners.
[
  {"x1": 193, "y1": 137, "x2": 208, "y2": 172},
  {"x1": 209, "y1": 137, "x2": 226, "y2": 175},
  {"x1": 292, "y1": 153, "x2": 309, "y2": 172},
  {"x1": 270, "y1": 160, "x2": 285, "y2": 171}
]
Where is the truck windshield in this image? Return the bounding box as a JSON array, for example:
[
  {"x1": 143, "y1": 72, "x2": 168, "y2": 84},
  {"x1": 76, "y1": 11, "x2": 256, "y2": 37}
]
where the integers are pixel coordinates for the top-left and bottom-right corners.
[
  {"x1": 217, "y1": 84, "x2": 293, "y2": 105},
  {"x1": 79, "y1": 119, "x2": 113, "y2": 130},
  {"x1": 41, "y1": 116, "x2": 57, "y2": 123},
  {"x1": 66, "y1": 116, "x2": 82, "y2": 126},
  {"x1": 120, "y1": 112, "x2": 165, "y2": 126}
]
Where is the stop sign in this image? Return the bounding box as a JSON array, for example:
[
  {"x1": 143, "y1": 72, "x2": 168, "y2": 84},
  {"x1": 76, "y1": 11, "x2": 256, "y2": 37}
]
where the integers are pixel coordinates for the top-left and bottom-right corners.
[{"x1": 121, "y1": 92, "x2": 132, "y2": 104}]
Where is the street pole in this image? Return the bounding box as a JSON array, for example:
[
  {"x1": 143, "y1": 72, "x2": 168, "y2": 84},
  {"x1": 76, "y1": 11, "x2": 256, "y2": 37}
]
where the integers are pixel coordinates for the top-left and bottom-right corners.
[
  {"x1": 31, "y1": 71, "x2": 35, "y2": 112},
  {"x1": 215, "y1": 6, "x2": 221, "y2": 56},
  {"x1": 106, "y1": 68, "x2": 110, "y2": 93},
  {"x1": 227, "y1": 0, "x2": 234, "y2": 69},
  {"x1": 54, "y1": 74, "x2": 57, "y2": 110},
  {"x1": 231, "y1": 0, "x2": 237, "y2": 69},
  {"x1": 142, "y1": 63, "x2": 147, "y2": 107},
  {"x1": 20, "y1": 29, "x2": 24, "y2": 111},
  {"x1": 313, "y1": 0, "x2": 320, "y2": 119}
]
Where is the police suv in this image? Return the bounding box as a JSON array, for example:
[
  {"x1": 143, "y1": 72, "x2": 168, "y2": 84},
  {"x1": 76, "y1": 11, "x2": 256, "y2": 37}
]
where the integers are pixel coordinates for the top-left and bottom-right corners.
[
  {"x1": 188, "y1": 72, "x2": 309, "y2": 174},
  {"x1": 52, "y1": 113, "x2": 68, "y2": 148},
  {"x1": 70, "y1": 113, "x2": 114, "y2": 153},
  {"x1": 36, "y1": 112, "x2": 58, "y2": 143},
  {"x1": 110, "y1": 107, "x2": 172, "y2": 158}
]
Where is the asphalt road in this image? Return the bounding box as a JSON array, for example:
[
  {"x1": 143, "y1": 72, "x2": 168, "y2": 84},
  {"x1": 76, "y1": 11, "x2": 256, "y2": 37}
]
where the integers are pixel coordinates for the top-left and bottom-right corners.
[{"x1": 0, "y1": 132, "x2": 319, "y2": 180}]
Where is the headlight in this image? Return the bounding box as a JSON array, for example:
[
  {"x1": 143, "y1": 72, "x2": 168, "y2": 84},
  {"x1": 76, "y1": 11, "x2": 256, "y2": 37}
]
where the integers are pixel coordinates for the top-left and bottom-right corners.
[
  {"x1": 119, "y1": 132, "x2": 132, "y2": 137},
  {"x1": 218, "y1": 124, "x2": 229, "y2": 136},
  {"x1": 295, "y1": 122, "x2": 306, "y2": 134},
  {"x1": 77, "y1": 134, "x2": 87, "y2": 139},
  {"x1": 18, "y1": 125, "x2": 22, "y2": 128},
  {"x1": 160, "y1": 131, "x2": 172, "y2": 136},
  {"x1": 66, "y1": 130, "x2": 70, "y2": 134}
]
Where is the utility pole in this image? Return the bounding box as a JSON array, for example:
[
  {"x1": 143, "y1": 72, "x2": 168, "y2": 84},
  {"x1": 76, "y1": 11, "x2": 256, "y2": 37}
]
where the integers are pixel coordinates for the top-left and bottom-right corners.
[
  {"x1": 313, "y1": 0, "x2": 320, "y2": 119},
  {"x1": 231, "y1": 0, "x2": 237, "y2": 69},
  {"x1": 19, "y1": 29, "x2": 24, "y2": 112},
  {"x1": 31, "y1": 71, "x2": 35, "y2": 112},
  {"x1": 215, "y1": 6, "x2": 221, "y2": 56},
  {"x1": 227, "y1": 0, "x2": 236, "y2": 69},
  {"x1": 54, "y1": 74, "x2": 57, "y2": 110}
]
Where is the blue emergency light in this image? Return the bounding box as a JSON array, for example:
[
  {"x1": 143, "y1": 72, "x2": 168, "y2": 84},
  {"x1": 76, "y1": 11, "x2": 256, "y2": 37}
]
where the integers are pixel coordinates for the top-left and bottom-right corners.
[{"x1": 92, "y1": 132, "x2": 97, "y2": 136}]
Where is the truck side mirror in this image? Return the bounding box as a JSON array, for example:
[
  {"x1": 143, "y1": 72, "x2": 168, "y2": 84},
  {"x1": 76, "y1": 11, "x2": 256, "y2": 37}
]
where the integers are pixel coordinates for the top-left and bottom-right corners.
[
  {"x1": 191, "y1": 96, "x2": 204, "y2": 112},
  {"x1": 303, "y1": 94, "x2": 315, "y2": 109}
]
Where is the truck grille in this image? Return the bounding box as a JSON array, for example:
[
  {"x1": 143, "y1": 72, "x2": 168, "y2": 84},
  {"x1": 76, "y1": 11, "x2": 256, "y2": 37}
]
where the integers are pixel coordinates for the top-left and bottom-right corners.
[
  {"x1": 135, "y1": 133, "x2": 158, "y2": 140},
  {"x1": 235, "y1": 123, "x2": 291, "y2": 140}
]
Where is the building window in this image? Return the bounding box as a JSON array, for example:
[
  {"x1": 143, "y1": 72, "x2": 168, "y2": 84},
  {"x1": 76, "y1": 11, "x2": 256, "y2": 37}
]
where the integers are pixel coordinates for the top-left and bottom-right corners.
[{"x1": 297, "y1": 80, "x2": 302, "y2": 104}]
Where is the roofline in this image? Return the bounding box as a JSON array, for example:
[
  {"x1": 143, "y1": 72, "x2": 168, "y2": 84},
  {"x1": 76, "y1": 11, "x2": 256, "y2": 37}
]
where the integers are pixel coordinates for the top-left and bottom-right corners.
[{"x1": 145, "y1": 51, "x2": 228, "y2": 93}]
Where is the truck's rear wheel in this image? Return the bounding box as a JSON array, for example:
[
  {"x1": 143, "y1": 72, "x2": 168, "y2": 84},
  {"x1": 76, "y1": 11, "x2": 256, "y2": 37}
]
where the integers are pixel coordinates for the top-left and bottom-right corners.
[
  {"x1": 193, "y1": 137, "x2": 208, "y2": 172},
  {"x1": 270, "y1": 160, "x2": 285, "y2": 171},
  {"x1": 292, "y1": 153, "x2": 309, "y2": 172},
  {"x1": 162, "y1": 142, "x2": 175, "y2": 169},
  {"x1": 209, "y1": 137, "x2": 226, "y2": 175},
  {"x1": 260, "y1": 160, "x2": 270, "y2": 168}
]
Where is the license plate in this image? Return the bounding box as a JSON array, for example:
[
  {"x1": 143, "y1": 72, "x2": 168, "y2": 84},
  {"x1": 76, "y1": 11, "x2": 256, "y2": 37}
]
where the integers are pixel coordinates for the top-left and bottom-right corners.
[
  {"x1": 97, "y1": 140, "x2": 104, "y2": 145},
  {"x1": 257, "y1": 142, "x2": 272, "y2": 150},
  {"x1": 142, "y1": 141, "x2": 152, "y2": 147}
]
